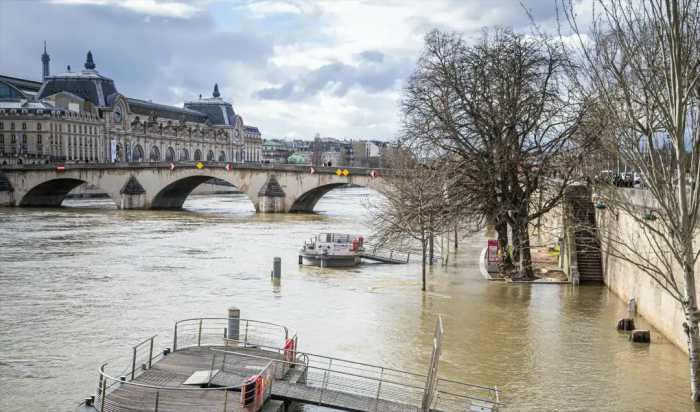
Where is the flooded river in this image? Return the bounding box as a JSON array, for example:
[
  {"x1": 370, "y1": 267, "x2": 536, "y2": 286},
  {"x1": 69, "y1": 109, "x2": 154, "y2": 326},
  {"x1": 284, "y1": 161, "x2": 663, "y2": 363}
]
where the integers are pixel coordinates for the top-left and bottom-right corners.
[{"x1": 0, "y1": 188, "x2": 696, "y2": 411}]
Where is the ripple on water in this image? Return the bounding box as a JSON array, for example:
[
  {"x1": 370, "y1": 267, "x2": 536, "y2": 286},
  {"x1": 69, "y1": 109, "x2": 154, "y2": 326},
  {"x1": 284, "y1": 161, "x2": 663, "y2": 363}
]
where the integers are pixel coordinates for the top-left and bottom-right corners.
[{"x1": 0, "y1": 190, "x2": 697, "y2": 411}]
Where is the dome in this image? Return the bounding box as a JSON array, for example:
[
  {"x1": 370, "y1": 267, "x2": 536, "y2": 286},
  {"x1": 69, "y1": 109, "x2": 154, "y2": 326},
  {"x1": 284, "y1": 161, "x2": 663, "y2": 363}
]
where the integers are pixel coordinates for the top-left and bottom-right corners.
[
  {"x1": 183, "y1": 83, "x2": 236, "y2": 126},
  {"x1": 36, "y1": 51, "x2": 118, "y2": 107}
]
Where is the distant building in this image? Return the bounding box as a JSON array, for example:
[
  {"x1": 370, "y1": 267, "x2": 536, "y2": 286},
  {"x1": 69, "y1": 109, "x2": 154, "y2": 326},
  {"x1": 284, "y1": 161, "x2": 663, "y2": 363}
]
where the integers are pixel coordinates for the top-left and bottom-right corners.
[
  {"x1": 1, "y1": 45, "x2": 263, "y2": 165},
  {"x1": 262, "y1": 138, "x2": 292, "y2": 163}
]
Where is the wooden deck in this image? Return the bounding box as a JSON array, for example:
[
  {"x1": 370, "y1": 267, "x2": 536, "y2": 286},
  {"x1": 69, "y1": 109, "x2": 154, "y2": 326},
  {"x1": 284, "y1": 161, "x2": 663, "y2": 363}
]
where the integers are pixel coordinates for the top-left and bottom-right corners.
[{"x1": 93, "y1": 346, "x2": 432, "y2": 412}]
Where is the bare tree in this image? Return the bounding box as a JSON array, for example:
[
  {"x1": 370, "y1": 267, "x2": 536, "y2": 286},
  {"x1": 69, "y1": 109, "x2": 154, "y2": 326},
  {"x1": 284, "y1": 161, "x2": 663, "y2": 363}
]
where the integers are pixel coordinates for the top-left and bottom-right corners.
[
  {"x1": 564, "y1": 0, "x2": 700, "y2": 400},
  {"x1": 370, "y1": 150, "x2": 456, "y2": 291},
  {"x1": 402, "y1": 28, "x2": 592, "y2": 279}
]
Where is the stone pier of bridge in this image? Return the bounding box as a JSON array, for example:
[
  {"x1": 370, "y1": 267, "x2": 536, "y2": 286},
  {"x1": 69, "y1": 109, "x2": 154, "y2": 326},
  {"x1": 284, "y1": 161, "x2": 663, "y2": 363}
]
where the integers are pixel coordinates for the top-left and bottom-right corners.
[{"x1": 0, "y1": 162, "x2": 382, "y2": 213}]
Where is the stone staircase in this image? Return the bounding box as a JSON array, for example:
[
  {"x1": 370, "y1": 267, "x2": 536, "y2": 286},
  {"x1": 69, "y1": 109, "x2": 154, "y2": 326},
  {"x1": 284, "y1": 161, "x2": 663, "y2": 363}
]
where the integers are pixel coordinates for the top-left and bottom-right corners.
[{"x1": 566, "y1": 186, "x2": 604, "y2": 283}]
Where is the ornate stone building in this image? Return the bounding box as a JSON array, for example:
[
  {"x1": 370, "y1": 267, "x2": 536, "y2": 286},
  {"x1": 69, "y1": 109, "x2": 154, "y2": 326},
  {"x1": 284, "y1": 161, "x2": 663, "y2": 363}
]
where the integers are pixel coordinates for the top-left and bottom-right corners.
[{"x1": 0, "y1": 47, "x2": 262, "y2": 165}]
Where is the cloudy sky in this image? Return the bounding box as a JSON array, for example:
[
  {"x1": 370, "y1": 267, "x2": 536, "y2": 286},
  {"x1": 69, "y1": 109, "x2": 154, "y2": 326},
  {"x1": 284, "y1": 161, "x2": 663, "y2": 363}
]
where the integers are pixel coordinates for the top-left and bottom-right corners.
[{"x1": 0, "y1": 0, "x2": 569, "y2": 140}]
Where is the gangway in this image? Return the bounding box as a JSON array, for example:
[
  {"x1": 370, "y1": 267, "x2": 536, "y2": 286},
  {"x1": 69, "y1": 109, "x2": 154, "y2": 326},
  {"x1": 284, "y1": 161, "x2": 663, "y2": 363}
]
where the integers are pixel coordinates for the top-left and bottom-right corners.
[
  {"x1": 360, "y1": 244, "x2": 411, "y2": 264},
  {"x1": 78, "y1": 315, "x2": 502, "y2": 412}
]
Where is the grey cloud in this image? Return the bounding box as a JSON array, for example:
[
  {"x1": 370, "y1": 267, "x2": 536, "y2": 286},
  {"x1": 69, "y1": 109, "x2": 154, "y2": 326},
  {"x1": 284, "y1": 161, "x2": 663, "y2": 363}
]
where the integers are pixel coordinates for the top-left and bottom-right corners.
[
  {"x1": 255, "y1": 57, "x2": 407, "y2": 101},
  {"x1": 0, "y1": 2, "x2": 275, "y2": 106},
  {"x1": 358, "y1": 50, "x2": 384, "y2": 63}
]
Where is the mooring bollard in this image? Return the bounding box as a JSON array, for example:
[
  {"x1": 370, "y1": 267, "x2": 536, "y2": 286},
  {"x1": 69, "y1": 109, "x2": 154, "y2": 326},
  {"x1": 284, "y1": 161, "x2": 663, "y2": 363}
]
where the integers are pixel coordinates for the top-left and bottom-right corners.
[
  {"x1": 227, "y1": 307, "x2": 240, "y2": 341},
  {"x1": 630, "y1": 329, "x2": 651, "y2": 343},
  {"x1": 617, "y1": 318, "x2": 636, "y2": 331},
  {"x1": 272, "y1": 257, "x2": 282, "y2": 280}
]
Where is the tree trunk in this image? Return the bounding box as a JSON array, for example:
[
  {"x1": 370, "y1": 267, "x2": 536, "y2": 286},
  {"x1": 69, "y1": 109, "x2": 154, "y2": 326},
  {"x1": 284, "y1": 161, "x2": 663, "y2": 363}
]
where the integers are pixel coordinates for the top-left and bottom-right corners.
[
  {"x1": 518, "y1": 218, "x2": 535, "y2": 279},
  {"x1": 429, "y1": 232, "x2": 434, "y2": 266},
  {"x1": 511, "y1": 222, "x2": 520, "y2": 264},
  {"x1": 683, "y1": 261, "x2": 700, "y2": 401},
  {"x1": 495, "y1": 218, "x2": 511, "y2": 268},
  {"x1": 421, "y1": 238, "x2": 427, "y2": 291}
]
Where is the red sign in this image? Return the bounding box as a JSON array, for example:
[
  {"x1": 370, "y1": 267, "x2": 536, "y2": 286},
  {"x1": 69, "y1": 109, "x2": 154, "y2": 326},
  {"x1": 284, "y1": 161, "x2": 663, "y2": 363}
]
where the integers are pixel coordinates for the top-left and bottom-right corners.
[
  {"x1": 169, "y1": 162, "x2": 176, "y2": 171},
  {"x1": 225, "y1": 163, "x2": 232, "y2": 171},
  {"x1": 55, "y1": 164, "x2": 65, "y2": 172},
  {"x1": 309, "y1": 167, "x2": 316, "y2": 175},
  {"x1": 370, "y1": 170, "x2": 379, "y2": 178},
  {"x1": 487, "y1": 239, "x2": 499, "y2": 263}
]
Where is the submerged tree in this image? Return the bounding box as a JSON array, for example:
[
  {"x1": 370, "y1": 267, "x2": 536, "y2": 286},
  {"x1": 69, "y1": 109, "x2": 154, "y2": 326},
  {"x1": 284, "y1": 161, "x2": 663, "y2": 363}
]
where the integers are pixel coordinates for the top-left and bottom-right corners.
[
  {"x1": 370, "y1": 150, "x2": 457, "y2": 291},
  {"x1": 563, "y1": 0, "x2": 700, "y2": 400},
  {"x1": 402, "y1": 28, "x2": 592, "y2": 278}
]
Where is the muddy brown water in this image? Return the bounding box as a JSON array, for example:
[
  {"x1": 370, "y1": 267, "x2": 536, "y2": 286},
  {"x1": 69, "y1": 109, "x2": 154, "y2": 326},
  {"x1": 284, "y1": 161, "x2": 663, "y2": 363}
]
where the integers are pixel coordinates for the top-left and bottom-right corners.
[{"x1": 0, "y1": 188, "x2": 696, "y2": 411}]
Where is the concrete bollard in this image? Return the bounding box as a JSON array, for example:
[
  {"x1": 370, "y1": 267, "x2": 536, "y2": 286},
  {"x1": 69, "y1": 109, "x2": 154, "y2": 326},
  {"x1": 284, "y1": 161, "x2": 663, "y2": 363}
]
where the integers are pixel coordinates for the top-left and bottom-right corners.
[
  {"x1": 617, "y1": 318, "x2": 636, "y2": 331},
  {"x1": 272, "y1": 257, "x2": 281, "y2": 280},
  {"x1": 227, "y1": 307, "x2": 240, "y2": 341},
  {"x1": 630, "y1": 329, "x2": 651, "y2": 343}
]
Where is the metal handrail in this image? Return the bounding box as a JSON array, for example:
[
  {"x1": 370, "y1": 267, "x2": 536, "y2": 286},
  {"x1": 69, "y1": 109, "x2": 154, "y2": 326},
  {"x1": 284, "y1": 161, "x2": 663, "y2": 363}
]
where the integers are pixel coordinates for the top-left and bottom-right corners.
[
  {"x1": 173, "y1": 317, "x2": 290, "y2": 352},
  {"x1": 211, "y1": 346, "x2": 502, "y2": 409}
]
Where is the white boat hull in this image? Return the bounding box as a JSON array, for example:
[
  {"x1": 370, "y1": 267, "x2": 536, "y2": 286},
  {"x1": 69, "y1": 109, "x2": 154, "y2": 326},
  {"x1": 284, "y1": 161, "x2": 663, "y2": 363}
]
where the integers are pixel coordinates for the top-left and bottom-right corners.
[{"x1": 300, "y1": 254, "x2": 361, "y2": 267}]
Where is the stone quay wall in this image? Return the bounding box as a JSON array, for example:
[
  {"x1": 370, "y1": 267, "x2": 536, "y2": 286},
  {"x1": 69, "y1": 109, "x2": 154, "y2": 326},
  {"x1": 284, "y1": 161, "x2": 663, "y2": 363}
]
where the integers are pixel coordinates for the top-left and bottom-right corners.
[
  {"x1": 595, "y1": 188, "x2": 694, "y2": 352},
  {"x1": 543, "y1": 187, "x2": 693, "y2": 352}
]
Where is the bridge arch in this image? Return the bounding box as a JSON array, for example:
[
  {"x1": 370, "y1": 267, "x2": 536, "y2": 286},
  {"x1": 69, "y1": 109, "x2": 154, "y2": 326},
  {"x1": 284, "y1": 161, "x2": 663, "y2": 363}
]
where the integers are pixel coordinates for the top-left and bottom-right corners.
[
  {"x1": 150, "y1": 174, "x2": 251, "y2": 210},
  {"x1": 289, "y1": 183, "x2": 355, "y2": 212},
  {"x1": 18, "y1": 178, "x2": 118, "y2": 208}
]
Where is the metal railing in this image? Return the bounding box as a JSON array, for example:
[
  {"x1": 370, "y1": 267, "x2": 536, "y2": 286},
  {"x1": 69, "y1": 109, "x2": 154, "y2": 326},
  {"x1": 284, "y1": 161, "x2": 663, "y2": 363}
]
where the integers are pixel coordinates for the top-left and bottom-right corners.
[
  {"x1": 213, "y1": 345, "x2": 502, "y2": 411},
  {"x1": 91, "y1": 317, "x2": 291, "y2": 412},
  {"x1": 95, "y1": 361, "x2": 246, "y2": 412},
  {"x1": 363, "y1": 243, "x2": 411, "y2": 263},
  {"x1": 173, "y1": 317, "x2": 289, "y2": 352},
  {"x1": 91, "y1": 317, "x2": 501, "y2": 412}
]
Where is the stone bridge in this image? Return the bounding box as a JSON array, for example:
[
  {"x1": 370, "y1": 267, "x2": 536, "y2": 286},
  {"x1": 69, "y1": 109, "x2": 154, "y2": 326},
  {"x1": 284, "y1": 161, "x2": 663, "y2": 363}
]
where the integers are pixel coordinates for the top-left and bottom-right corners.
[{"x1": 0, "y1": 162, "x2": 383, "y2": 212}]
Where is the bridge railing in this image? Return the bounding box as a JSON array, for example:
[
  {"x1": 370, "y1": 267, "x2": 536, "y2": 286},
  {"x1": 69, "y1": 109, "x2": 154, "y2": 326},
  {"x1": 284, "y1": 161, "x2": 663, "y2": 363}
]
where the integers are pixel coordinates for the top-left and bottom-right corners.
[{"x1": 0, "y1": 160, "x2": 386, "y2": 176}]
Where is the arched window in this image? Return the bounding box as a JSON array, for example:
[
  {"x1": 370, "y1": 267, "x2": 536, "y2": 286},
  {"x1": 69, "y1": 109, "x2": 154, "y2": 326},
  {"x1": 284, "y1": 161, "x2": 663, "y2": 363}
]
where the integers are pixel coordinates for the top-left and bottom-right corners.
[
  {"x1": 207, "y1": 150, "x2": 214, "y2": 161},
  {"x1": 194, "y1": 149, "x2": 202, "y2": 161},
  {"x1": 218, "y1": 151, "x2": 226, "y2": 162},
  {"x1": 115, "y1": 143, "x2": 123, "y2": 162},
  {"x1": 132, "y1": 144, "x2": 144, "y2": 162},
  {"x1": 180, "y1": 148, "x2": 189, "y2": 161},
  {"x1": 149, "y1": 145, "x2": 160, "y2": 162},
  {"x1": 125, "y1": 143, "x2": 132, "y2": 161},
  {"x1": 166, "y1": 147, "x2": 175, "y2": 162}
]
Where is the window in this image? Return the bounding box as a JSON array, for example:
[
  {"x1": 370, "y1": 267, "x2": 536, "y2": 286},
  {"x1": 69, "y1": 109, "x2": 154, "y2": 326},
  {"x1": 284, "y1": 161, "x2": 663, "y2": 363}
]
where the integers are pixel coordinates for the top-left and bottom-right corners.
[
  {"x1": 37, "y1": 123, "x2": 42, "y2": 131},
  {"x1": 37, "y1": 134, "x2": 42, "y2": 144},
  {"x1": 21, "y1": 122, "x2": 26, "y2": 130},
  {"x1": 10, "y1": 123, "x2": 15, "y2": 130},
  {"x1": 0, "y1": 122, "x2": 3, "y2": 130},
  {"x1": 11, "y1": 134, "x2": 16, "y2": 144},
  {"x1": 22, "y1": 134, "x2": 27, "y2": 144},
  {"x1": 0, "y1": 134, "x2": 4, "y2": 145}
]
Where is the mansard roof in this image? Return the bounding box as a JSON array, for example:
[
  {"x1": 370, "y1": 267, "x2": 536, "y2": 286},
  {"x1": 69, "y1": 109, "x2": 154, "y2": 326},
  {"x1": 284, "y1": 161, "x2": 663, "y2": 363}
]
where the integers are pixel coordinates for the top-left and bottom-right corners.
[
  {"x1": 127, "y1": 97, "x2": 209, "y2": 123},
  {"x1": 183, "y1": 99, "x2": 236, "y2": 126},
  {"x1": 244, "y1": 125, "x2": 260, "y2": 134},
  {"x1": 0, "y1": 75, "x2": 42, "y2": 94},
  {"x1": 37, "y1": 70, "x2": 117, "y2": 107}
]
